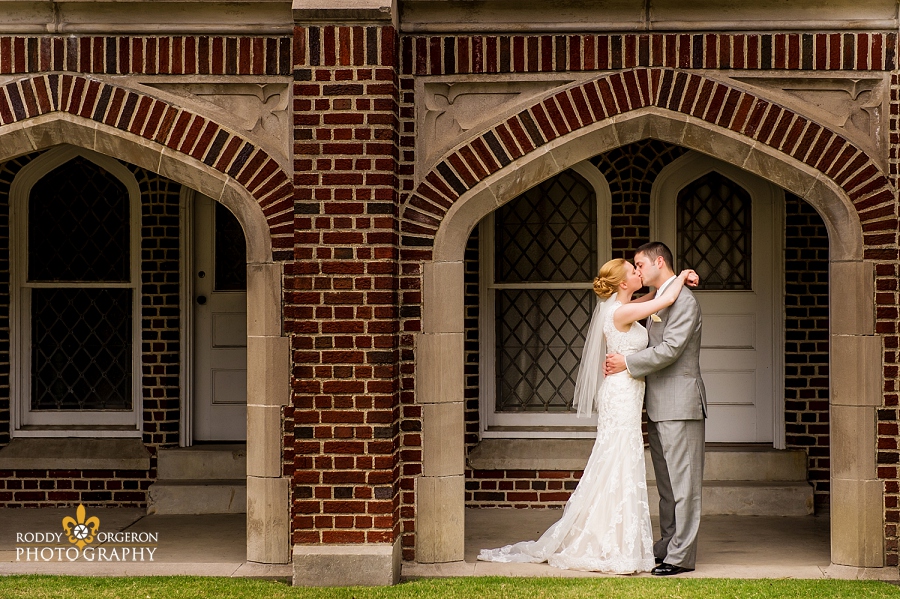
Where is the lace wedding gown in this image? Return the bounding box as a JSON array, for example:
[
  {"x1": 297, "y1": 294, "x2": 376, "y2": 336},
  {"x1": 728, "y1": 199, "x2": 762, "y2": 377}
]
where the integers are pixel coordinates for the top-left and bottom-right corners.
[{"x1": 478, "y1": 301, "x2": 655, "y2": 573}]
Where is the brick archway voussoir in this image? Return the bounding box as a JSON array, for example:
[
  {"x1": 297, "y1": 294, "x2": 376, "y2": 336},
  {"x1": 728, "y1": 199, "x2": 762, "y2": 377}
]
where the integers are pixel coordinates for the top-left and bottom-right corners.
[
  {"x1": 403, "y1": 67, "x2": 893, "y2": 256},
  {"x1": 0, "y1": 72, "x2": 293, "y2": 261}
]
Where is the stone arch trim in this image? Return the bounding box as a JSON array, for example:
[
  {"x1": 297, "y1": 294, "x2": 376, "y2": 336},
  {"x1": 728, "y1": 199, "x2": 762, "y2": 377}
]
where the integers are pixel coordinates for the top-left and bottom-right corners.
[
  {"x1": 0, "y1": 72, "x2": 293, "y2": 260},
  {"x1": 401, "y1": 67, "x2": 893, "y2": 255}
]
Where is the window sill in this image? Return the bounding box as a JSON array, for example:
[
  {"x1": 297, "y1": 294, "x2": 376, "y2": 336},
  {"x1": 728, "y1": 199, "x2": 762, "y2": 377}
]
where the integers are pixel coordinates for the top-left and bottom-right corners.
[{"x1": 0, "y1": 437, "x2": 151, "y2": 471}]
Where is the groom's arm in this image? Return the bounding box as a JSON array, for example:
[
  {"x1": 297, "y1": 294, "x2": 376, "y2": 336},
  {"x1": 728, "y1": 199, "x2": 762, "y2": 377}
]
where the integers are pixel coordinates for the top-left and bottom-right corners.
[{"x1": 625, "y1": 293, "x2": 700, "y2": 379}]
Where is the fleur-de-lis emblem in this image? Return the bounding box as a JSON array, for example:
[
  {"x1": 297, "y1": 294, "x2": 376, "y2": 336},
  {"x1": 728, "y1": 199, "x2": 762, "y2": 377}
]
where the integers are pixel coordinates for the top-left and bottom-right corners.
[{"x1": 62, "y1": 504, "x2": 100, "y2": 549}]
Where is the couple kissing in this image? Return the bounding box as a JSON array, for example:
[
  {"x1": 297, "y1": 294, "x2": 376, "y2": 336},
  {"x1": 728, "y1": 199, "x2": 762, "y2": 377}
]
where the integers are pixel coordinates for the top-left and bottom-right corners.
[{"x1": 479, "y1": 241, "x2": 706, "y2": 576}]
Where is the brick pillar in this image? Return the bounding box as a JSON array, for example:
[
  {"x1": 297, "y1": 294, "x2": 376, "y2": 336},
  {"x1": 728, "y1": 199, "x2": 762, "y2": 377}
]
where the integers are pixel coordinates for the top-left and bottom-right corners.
[{"x1": 289, "y1": 1, "x2": 402, "y2": 587}]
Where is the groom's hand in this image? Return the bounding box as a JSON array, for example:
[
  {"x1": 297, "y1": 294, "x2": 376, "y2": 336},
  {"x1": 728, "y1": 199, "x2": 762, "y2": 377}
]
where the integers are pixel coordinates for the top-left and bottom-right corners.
[{"x1": 604, "y1": 353, "x2": 627, "y2": 375}]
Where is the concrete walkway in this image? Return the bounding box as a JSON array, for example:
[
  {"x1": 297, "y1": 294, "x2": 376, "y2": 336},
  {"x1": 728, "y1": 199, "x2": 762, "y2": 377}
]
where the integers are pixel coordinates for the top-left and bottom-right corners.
[
  {"x1": 0, "y1": 507, "x2": 895, "y2": 581},
  {"x1": 404, "y1": 509, "x2": 897, "y2": 581},
  {"x1": 0, "y1": 508, "x2": 289, "y2": 579}
]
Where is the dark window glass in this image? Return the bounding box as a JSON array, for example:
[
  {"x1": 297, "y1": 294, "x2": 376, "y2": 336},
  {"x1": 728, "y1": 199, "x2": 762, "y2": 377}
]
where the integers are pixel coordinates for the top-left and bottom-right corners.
[
  {"x1": 214, "y1": 202, "x2": 247, "y2": 291},
  {"x1": 492, "y1": 169, "x2": 598, "y2": 414},
  {"x1": 677, "y1": 171, "x2": 752, "y2": 290},
  {"x1": 31, "y1": 288, "x2": 132, "y2": 411},
  {"x1": 28, "y1": 157, "x2": 130, "y2": 282},
  {"x1": 495, "y1": 289, "x2": 595, "y2": 412},
  {"x1": 495, "y1": 170, "x2": 596, "y2": 283}
]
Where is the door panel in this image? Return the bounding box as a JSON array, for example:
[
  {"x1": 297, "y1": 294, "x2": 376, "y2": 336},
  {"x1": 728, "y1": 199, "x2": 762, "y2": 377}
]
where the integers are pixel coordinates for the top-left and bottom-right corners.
[
  {"x1": 655, "y1": 153, "x2": 781, "y2": 444},
  {"x1": 193, "y1": 195, "x2": 247, "y2": 441}
]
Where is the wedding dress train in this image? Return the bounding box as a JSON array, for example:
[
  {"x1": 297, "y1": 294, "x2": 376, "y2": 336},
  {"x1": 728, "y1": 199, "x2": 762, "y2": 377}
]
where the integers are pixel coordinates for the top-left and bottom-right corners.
[{"x1": 478, "y1": 301, "x2": 655, "y2": 573}]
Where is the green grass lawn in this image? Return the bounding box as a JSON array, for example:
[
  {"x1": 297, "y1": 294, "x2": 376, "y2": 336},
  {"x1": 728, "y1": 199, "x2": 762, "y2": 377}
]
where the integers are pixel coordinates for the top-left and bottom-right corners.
[{"x1": 0, "y1": 576, "x2": 898, "y2": 599}]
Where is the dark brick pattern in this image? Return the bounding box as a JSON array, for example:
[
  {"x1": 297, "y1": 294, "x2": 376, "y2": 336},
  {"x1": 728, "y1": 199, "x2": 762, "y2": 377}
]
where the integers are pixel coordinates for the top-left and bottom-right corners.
[
  {"x1": 784, "y1": 193, "x2": 830, "y2": 511},
  {"x1": 130, "y1": 166, "x2": 182, "y2": 448},
  {"x1": 0, "y1": 36, "x2": 290, "y2": 75},
  {"x1": 466, "y1": 469, "x2": 580, "y2": 508},
  {"x1": 463, "y1": 230, "x2": 480, "y2": 450},
  {"x1": 591, "y1": 140, "x2": 688, "y2": 258},
  {"x1": 399, "y1": 32, "x2": 897, "y2": 76},
  {"x1": 879, "y1": 72, "x2": 900, "y2": 567},
  {"x1": 0, "y1": 469, "x2": 152, "y2": 507},
  {"x1": 289, "y1": 24, "x2": 404, "y2": 553}
]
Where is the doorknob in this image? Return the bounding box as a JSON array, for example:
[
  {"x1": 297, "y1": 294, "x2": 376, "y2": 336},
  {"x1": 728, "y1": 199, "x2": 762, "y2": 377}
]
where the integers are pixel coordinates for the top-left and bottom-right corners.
[{"x1": 196, "y1": 295, "x2": 207, "y2": 305}]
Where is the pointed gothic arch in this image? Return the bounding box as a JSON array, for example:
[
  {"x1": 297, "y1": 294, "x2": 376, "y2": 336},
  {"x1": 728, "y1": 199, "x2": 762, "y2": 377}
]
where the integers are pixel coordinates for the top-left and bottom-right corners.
[
  {"x1": 0, "y1": 82, "x2": 293, "y2": 565},
  {"x1": 412, "y1": 72, "x2": 886, "y2": 571}
]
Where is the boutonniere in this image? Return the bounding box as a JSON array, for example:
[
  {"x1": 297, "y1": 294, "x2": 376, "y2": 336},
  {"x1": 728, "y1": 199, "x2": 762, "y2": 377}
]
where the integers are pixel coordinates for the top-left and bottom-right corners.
[{"x1": 650, "y1": 313, "x2": 662, "y2": 322}]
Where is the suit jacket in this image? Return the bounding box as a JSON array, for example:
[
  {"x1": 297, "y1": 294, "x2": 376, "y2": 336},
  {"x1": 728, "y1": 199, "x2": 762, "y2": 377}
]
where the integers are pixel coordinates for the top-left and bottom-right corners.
[{"x1": 625, "y1": 286, "x2": 707, "y2": 421}]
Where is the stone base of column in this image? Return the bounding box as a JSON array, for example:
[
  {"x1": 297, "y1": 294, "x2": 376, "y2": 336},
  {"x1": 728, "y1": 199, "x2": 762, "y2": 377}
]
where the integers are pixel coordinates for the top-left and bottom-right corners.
[{"x1": 292, "y1": 538, "x2": 401, "y2": 587}]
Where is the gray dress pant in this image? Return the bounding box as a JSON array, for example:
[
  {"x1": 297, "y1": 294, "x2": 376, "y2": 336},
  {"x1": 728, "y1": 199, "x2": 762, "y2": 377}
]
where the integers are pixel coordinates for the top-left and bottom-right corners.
[{"x1": 647, "y1": 418, "x2": 705, "y2": 569}]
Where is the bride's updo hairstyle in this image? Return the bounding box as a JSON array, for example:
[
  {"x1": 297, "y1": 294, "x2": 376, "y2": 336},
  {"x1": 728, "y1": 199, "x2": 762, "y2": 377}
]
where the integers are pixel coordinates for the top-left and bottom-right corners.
[{"x1": 593, "y1": 258, "x2": 628, "y2": 299}]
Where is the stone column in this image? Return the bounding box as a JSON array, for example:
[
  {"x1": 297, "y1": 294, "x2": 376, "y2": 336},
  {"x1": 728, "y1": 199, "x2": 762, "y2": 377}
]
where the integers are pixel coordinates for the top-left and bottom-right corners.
[
  {"x1": 246, "y1": 261, "x2": 291, "y2": 563},
  {"x1": 414, "y1": 260, "x2": 466, "y2": 563},
  {"x1": 830, "y1": 260, "x2": 884, "y2": 567}
]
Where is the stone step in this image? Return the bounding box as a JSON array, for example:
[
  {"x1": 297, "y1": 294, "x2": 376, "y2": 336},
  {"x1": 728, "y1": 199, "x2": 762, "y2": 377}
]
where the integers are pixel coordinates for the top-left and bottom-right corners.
[
  {"x1": 156, "y1": 444, "x2": 246, "y2": 480},
  {"x1": 648, "y1": 481, "x2": 814, "y2": 517},
  {"x1": 645, "y1": 447, "x2": 808, "y2": 482},
  {"x1": 469, "y1": 440, "x2": 809, "y2": 483},
  {"x1": 147, "y1": 480, "x2": 246, "y2": 515}
]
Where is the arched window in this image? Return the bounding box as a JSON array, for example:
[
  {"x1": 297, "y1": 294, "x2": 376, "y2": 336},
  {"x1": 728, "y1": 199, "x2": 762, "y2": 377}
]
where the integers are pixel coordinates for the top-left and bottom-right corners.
[
  {"x1": 480, "y1": 162, "x2": 611, "y2": 436},
  {"x1": 11, "y1": 146, "x2": 141, "y2": 433},
  {"x1": 677, "y1": 171, "x2": 752, "y2": 291}
]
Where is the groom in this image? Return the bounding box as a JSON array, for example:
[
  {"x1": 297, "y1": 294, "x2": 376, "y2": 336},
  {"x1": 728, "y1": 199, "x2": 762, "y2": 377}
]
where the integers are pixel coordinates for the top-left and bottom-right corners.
[{"x1": 605, "y1": 241, "x2": 707, "y2": 576}]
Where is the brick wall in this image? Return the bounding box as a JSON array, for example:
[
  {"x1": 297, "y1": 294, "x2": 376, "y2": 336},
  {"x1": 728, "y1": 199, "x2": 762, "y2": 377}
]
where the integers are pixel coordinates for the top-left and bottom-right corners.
[
  {"x1": 591, "y1": 140, "x2": 687, "y2": 259},
  {"x1": 130, "y1": 166, "x2": 182, "y2": 450},
  {"x1": 400, "y1": 32, "x2": 896, "y2": 76},
  {"x1": 783, "y1": 192, "x2": 830, "y2": 510},
  {"x1": 463, "y1": 230, "x2": 480, "y2": 449},
  {"x1": 0, "y1": 156, "x2": 182, "y2": 507},
  {"x1": 877, "y1": 71, "x2": 900, "y2": 567},
  {"x1": 466, "y1": 469, "x2": 580, "y2": 508},
  {"x1": 0, "y1": 35, "x2": 290, "y2": 75},
  {"x1": 289, "y1": 23, "x2": 404, "y2": 551}
]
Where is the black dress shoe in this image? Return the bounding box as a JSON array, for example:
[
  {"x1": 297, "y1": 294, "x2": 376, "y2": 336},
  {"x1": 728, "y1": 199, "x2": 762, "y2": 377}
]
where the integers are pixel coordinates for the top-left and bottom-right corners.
[{"x1": 651, "y1": 562, "x2": 694, "y2": 576}]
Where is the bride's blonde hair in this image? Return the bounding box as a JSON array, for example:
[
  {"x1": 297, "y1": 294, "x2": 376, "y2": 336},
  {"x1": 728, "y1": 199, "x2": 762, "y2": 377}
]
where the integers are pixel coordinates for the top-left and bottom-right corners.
[{"x1": 593, "y1": 258, "x2": 628, "y2": 299}]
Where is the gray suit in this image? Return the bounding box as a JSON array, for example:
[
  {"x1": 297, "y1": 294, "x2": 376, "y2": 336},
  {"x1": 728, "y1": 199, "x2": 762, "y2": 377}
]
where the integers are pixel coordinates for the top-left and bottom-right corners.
[{"x1": 625, "y1": 286, "x2": 706, "y2": 569}]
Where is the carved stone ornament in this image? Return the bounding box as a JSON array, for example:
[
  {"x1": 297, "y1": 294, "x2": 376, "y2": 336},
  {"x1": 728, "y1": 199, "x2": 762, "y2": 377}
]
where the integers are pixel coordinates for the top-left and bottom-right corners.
[
  {"x1": 146, "y1": 82, "x2": 291, "y2": 167},
  {"x1": 417, "y1": 78, "x2": 573, "y2": 171},
  {"x1": 731, "y1": 75, "x2": 888, "y2": 169}
]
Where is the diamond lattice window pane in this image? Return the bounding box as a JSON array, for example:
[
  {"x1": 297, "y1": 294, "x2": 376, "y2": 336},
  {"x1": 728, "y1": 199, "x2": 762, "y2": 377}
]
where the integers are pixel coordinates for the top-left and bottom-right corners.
[
  {"x1": 31, "y1": 288, "x2": 132, "y2": 411},
  {"x1": 677, "y1": 171, "x2": 751, "y2": 290},
  {"x1": 215, "y1": 202, "x2": 247, "y2": 291},
  {"x1": 495, "y1": 289, "x2": 595, "y2": 412},
  {"x1": 28, "y1": 157, "x2": 130, "y2": 283},
  {"x1": 495, "y1": 170, "x2": 596, "y2": 283}
]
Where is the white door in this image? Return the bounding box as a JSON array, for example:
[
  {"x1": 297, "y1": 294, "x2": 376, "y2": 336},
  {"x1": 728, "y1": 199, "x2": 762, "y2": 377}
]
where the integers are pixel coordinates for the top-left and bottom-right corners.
[
  {"x1": 654, "y1": 153, "x2": 783, "y2": 444},
  {"x1": 193, "y1": 194, "x2": 247, "y2": 441}
]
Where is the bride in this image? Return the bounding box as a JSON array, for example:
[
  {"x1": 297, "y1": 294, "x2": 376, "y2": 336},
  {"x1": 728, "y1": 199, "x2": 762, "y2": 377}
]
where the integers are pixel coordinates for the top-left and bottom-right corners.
[{"x1": 477, "y1": 258, "x2": 695, "y2": 574}]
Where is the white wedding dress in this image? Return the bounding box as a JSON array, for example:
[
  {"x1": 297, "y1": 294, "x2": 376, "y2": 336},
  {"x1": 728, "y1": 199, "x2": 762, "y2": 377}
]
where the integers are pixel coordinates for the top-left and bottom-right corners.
[{"x1": 478, "y1": 301, "x2": 655, "y2": 573}]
